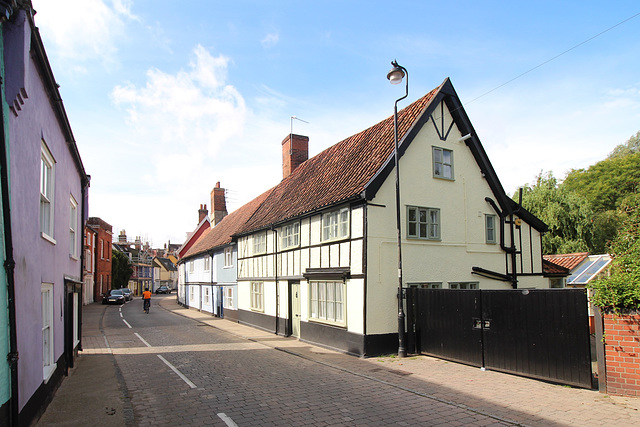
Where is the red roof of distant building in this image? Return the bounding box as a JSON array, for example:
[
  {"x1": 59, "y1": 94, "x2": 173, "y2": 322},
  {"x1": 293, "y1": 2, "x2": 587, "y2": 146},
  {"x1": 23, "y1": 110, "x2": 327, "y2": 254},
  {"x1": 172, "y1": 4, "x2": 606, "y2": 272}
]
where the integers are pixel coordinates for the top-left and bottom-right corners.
[{"x1": 543, "y1": 252, "x2": 589, "y2": 271}]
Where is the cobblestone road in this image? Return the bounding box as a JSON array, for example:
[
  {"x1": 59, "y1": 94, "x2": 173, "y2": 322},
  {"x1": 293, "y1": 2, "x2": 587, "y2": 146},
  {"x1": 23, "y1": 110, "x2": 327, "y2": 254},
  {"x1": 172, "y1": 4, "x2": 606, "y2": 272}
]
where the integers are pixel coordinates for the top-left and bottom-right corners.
[{"x1": 105, "y1": 298, "x2": 514, "y2": 426}]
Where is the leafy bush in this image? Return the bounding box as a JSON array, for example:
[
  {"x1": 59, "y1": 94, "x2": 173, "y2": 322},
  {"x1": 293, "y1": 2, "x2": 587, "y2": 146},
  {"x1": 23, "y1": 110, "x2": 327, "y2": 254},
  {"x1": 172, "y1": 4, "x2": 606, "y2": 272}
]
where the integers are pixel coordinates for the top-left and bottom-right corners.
[{"x1": 589, "y1": 193, "x2": 640, "y2": 310}]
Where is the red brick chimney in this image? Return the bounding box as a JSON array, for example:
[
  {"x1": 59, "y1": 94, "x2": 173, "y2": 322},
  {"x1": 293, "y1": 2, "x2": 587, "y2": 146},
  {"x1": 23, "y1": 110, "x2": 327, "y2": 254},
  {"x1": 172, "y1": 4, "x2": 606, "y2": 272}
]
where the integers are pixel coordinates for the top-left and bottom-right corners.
[
  {"x1": 198, "y1": 204, "x2": 208, "y2": 224},
  {"x1": 282, "y1": 134, "x2": 309, "y2": 179},
  {"x1": 210, "y1": 182, "x2": 228, "y2": 225}
]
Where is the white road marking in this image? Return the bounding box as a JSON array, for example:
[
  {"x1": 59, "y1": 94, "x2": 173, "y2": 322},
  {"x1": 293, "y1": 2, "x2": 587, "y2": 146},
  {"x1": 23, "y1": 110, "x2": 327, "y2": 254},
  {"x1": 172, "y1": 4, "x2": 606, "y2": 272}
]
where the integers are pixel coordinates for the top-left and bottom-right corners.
[
  {"x1": 217, "y1": 413, "x2": 238, "y2": 427},
  {"x1": 122, "y1": 319, "x2": 132, "y2": 329},
  {"x1": 119, "y1": 313, "x2": 123, "y2": 318},
  {"x1": 157, "y1": 355, "x2": 197, "y2": 389},
  {"x1": 134, "y1": 332, "x2": 152, "y2": 347}
]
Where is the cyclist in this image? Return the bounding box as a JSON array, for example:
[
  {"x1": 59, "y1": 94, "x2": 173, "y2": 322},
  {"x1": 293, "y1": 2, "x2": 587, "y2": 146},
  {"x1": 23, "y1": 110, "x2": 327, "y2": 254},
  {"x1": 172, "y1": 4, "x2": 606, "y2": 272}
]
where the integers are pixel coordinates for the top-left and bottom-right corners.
[{"x1": 142, "y1": 287, "x2": 152, "y2": 313}]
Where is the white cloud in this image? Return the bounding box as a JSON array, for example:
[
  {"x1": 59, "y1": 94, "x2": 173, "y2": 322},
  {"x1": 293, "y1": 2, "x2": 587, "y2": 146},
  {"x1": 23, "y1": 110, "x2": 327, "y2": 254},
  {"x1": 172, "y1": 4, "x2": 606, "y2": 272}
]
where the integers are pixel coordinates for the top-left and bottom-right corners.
[
  {"x1": 261, "y1": 32, "x2": 280, "y2": 49},
  {"x1": 32, "y1": 0, "x2": 134, "y2": 65},
  {"x1": 103, "y1": 45, "x2": 251, "y2": 243}
]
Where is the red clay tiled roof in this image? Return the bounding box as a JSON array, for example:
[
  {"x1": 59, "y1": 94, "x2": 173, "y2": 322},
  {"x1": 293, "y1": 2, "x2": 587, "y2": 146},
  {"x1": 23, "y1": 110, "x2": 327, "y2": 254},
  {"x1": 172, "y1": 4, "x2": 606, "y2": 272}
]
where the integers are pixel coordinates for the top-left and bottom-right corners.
[
  {"x1": 543, "y1": 252, "x2": 589, "y2": 272},
  {"x1": 183, "y1": 188, "x2": 274, "y2": 258},
  {"x1": 183, "y1": 79, "x2": 447, "y2": 257},
  {"x1": 542, "y1": 258, "x2": 570, "y2": 276},
  {"x1": 237, "y1": 82, "x2": 444, "y2": 235}
]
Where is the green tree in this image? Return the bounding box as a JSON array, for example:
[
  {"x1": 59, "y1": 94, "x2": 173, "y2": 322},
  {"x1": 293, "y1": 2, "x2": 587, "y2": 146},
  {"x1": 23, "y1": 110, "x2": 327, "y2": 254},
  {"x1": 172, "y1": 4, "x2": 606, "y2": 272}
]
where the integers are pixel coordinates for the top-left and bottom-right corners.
[
  {"x1": 112, "y1": 250, "x2": 133, "y2": 289},
  {"x1": 563, "y1": 152, "x2": 640, "y2": 212},
  {"x1": 607, "y1": 130, "x2": 640, "y2": 159},
  {"x1": 590, "y1": 193, "x2": 640, "y2": 310},
  {"x1": 516, "y1": 171, "x2": 594, "y2": 254}
]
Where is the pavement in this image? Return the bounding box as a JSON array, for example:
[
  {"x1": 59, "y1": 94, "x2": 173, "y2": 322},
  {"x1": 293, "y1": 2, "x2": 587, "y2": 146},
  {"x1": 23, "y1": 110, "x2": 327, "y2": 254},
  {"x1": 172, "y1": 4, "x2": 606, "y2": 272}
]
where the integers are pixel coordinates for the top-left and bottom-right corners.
[{"x1": 36, "y1": 296, "x2": 640, "y2": 427}]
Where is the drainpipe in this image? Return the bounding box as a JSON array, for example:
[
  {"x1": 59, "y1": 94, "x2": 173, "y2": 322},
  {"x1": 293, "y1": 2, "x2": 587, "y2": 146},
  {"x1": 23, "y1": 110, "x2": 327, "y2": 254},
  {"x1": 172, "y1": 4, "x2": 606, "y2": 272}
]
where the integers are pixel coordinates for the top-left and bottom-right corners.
[
  {"x1": 485, "y1": 197, "x2": 517, "y2": 288},
  {"x1": 1, "y1": 58, "x2": 19, "y2": 427}
]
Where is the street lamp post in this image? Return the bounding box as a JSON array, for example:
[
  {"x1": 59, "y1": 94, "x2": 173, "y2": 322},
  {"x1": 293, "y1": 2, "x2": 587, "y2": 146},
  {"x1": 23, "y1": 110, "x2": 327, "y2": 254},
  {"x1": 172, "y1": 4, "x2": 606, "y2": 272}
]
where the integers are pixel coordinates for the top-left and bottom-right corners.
[{"x1": 387, "y1": 60, "x2": 408, "y2": 358}]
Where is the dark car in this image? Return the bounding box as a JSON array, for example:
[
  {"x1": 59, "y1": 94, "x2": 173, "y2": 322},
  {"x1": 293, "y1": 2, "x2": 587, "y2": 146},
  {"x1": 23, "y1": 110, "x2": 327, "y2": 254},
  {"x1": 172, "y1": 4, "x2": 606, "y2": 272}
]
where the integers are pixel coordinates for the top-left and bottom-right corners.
[
  {"x1": 155, "y1": 285, "x2": 170, "y2": 294},
  {"x1": 121, "y1": 288, "x2": 133, "y2": 301},
  {"x1": 102, "y1": 289, "x2": 125, "y2": 305}
]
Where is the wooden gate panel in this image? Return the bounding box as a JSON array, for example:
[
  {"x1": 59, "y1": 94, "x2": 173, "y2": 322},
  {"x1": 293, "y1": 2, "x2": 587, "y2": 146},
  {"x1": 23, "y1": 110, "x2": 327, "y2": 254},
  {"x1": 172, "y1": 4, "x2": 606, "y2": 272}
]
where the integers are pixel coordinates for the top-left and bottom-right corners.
[
  {"x1": 412, "y1": 288, "x2": 593, "y2": 388},
  {"x1": 482, "y1": 289, "x2": 592, "y2": 388},
  {"x1": 415, "y1": 289, "x2": 483, "y2": 367}
]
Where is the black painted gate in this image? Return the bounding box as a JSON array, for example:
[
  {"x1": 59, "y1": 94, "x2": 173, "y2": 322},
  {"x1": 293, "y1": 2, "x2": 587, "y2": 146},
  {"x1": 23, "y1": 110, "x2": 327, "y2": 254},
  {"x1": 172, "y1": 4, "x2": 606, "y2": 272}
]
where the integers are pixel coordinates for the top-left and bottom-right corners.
[{"x1": 407, "y1": 288, "x2": 593, "y2": 388}]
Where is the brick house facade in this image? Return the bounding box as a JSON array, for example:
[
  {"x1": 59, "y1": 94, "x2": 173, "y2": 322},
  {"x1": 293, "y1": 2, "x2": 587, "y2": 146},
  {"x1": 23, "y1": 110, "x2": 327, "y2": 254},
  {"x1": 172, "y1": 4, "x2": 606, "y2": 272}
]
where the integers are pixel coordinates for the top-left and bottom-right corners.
[{"x1": 87, "y1": 217, "x2": 113, "y2": 301}]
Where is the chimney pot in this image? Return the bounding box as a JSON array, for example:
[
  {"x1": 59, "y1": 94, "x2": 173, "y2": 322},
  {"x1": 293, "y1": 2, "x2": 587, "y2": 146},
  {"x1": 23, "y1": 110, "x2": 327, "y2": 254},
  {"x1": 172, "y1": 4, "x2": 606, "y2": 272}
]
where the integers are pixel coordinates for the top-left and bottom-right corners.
[{"x1": 198, "y1": 203, "x2": 209, "y2": 224}]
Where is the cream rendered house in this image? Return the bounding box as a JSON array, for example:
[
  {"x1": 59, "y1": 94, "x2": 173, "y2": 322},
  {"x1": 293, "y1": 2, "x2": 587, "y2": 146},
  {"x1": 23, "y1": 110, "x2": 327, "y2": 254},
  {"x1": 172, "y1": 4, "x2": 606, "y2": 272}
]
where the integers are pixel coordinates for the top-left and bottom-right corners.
[{"x1": 185, "y1": 78, "x2": 549, "y2": 356}]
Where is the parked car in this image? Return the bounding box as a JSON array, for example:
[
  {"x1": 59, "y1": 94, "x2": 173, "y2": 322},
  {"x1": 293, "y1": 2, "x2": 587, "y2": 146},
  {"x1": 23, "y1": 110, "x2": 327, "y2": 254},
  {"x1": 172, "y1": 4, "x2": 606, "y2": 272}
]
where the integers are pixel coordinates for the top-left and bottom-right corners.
[
  {"x1": 121, "y1": 288, "x2": 133, "y2": 301},
  {"x1": 102, "y1": 289, "x2": 125, "y2": 305},
  {"x1": 155, "y1": 285, "x2": 170, "y2": 294}
]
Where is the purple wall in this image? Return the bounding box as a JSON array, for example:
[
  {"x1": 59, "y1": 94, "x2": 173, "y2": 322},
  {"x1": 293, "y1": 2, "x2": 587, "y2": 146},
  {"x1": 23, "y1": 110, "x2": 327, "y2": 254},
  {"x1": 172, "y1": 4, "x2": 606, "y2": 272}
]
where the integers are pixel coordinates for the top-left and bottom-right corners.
[{"x1": 4, "y1": 10, "x2": 86, "y2": 411}]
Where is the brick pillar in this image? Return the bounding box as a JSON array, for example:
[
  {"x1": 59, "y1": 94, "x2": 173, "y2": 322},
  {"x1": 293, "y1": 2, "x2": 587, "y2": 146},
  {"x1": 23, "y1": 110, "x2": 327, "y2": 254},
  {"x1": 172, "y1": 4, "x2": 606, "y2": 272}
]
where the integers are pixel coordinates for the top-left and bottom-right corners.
[{"x1": 603, "y1": 312, "x2": 640, "y2": 397}]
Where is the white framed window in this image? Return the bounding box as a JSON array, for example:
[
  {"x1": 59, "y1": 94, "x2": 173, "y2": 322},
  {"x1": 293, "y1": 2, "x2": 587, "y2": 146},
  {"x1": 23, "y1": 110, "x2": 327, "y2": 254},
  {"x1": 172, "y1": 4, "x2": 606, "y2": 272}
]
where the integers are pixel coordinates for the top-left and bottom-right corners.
[
  {"x1": 281, "y1": 222, "x2": 300, "y2": 249},
  {"x1": 223, "y1": 287, "x2": 234, "y2": 309},
  {"x1": 189, "y1": 260, "x2": 194, "y2": 272},
  {"x1": 322, "y1": 207, "x2": 349, "y2": 242},
  {"x1": 69, "y1": 196, "x2": 78, "y2": 258},
  {"x1": 85, "y1": 249, "x2": 92, "y2": 272},
  {"x1": 189, "y1": 286, "x2": 195, "y2": 300},
  {"x1": 224, "y1": 247, "x2": 233, "y2": 267},
  {"x1": 250, "y1": 282, "x2": 264, "y2": 311},
  {"x1": 253, "y1": 232, "x2": 266, "y2": 255},
  {"x1": 550, "y1": 278, "x2": 565, "y2": 289},
  {"x1": 100, "y1": 239, "x2": 104, "y2": 259},
  {"x1": 486, "y1": 214, "x2": 497, "y2": 244},
  {"x1": 309, "y1": 281, "x2": 345, "y2": 325},
  {"x1": 408, "y1": 282, "x2": 442, "y2": 289},
  {"x1": 42, "y1": 283, "x2": 56, "y2": 381},
  {"x1": 433, "y1": 146, "x2": 453, "y2": 179},
  {"x1": 40, "y1": 141, "x2": 56, "y2": 240},
  {"x1": 204, "y1": 256, "x2": 211, "y2": 271},
  {"x1": 204, "y1": 287, "x2": 210, "y2": 304},
  {"x1": 449, "y1": 282, "x2": 478, "y2": 290},
  {"x1": 407, "y1": 206, "x2": 440, "y2": 240}
]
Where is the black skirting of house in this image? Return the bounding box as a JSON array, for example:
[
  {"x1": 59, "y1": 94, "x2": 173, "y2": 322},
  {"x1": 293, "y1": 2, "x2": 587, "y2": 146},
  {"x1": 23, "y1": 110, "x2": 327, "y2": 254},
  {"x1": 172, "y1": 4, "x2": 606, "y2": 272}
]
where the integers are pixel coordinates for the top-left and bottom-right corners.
[{"x1": 237, "y1": 309, "x2": 397, "y2": 357}]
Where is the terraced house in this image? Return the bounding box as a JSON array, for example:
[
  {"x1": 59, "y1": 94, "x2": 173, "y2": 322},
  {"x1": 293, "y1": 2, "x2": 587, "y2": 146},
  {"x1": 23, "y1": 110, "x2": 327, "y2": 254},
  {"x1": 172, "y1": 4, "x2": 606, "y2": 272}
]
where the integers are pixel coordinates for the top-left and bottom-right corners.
[{"x1": 178, "y1": 78, "x2": 549, "y2": 357}]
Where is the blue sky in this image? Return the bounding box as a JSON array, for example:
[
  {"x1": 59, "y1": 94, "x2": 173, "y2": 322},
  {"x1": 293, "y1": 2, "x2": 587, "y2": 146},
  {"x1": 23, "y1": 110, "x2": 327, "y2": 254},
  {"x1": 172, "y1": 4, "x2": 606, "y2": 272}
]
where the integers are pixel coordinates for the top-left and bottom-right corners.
[{"x1": 31, "y1": 0, "x2": 640, "y2": 247}]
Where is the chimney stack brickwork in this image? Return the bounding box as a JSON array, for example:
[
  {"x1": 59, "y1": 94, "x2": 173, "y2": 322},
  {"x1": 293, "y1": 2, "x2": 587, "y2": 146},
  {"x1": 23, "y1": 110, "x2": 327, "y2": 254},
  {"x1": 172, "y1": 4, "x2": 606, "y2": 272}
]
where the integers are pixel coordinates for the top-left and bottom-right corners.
[
  {"x1": 211, "y1": 181, "x2": 228, "y2": 225},
  {"x1": 198, "y1": 204, "x2": 208, "y2": 224},
  {"x1": 282, "y1": 134, "x2": 309, "y2": 179}
]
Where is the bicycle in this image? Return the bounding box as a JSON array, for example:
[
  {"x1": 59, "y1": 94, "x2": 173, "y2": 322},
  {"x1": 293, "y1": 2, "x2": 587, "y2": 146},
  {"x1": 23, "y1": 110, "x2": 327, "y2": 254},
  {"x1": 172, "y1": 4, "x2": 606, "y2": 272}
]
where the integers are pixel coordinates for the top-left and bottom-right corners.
[{"x1": 143, "y1": 298, "x2": 150, "y2": 314}]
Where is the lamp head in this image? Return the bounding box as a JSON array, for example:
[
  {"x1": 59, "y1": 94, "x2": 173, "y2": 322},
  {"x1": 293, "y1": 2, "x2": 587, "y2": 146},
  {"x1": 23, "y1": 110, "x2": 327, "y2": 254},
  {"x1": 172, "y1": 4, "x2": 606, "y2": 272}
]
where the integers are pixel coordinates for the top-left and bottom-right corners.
[{"x1": 387, "y1": 60, "x2": 405, "y2": 85}]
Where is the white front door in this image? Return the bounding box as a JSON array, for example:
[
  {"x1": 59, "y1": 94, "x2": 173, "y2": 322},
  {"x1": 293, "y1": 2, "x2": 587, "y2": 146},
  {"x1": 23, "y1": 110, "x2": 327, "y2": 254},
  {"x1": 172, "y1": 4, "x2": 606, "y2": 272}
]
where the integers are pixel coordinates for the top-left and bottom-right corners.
[{"x1": 291, "y1": 282, "x2": 301, "y2": 338}]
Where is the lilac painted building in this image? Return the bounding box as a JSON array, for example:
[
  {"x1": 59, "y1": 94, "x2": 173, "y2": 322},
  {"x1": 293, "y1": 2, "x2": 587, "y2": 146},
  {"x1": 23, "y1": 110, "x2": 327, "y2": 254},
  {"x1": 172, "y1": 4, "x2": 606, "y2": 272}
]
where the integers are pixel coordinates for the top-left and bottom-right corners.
[{"x1": 3, "y1": 2, "x2": 89, "y2": 425}]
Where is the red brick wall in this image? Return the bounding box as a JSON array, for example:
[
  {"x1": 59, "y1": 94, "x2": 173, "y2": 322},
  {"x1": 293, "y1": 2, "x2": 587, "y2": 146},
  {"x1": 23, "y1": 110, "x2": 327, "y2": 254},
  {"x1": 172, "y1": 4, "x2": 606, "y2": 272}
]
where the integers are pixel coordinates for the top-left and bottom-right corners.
[{"x1": 604, "y1": 312, "x2": 640, "y2": 397}]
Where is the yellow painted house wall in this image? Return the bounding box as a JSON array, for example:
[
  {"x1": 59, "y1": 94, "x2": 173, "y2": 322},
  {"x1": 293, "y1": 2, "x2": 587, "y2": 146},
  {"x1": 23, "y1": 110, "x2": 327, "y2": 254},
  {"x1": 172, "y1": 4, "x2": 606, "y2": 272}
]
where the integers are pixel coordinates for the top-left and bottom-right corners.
[{"x1": 365, "y1": 100, "x2": 547, "y2": 336}]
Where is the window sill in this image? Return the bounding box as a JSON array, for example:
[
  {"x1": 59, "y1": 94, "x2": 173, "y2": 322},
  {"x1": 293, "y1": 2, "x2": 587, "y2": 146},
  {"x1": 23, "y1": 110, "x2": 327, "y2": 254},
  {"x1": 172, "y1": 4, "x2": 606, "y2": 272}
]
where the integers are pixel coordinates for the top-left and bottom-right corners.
[
  {"x1": 43, "y1": 363, "x2": 57, "y2": 384},
  {"x1": 433, "y1": 176, "x2": 455, "y2": 181},
  {"x1": 309, "y1": 318, "x2": 347, "y2": 329},
  {"x1": 70, "y1": 254, "x2": 79, "y2": 261},
  {"x1": 41, "y1": 232, "x2": 57, "y2": 245},
  {"x1": 320, "y1": 236, "x2": 350, "y2": 244},
  {"x1": 406, "y1": 237, "x2": 441, "y2": 241}
]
